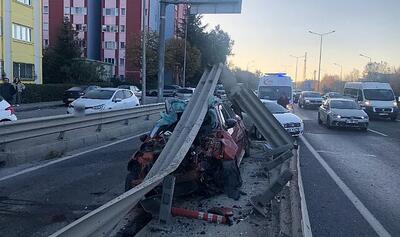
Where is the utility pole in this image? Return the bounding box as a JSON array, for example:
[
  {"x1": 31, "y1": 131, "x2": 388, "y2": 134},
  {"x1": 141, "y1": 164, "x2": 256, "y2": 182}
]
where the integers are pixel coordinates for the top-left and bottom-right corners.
[
  {"x1": 141, "y1": 0, "x2": 147, "y2": 104},
  {"x1": 309, "y1": 30, "x2": 335, "y2": 91},
  {"x1": 157, "y1": 2, "x2": 167, "y2": 102},
  {"x1": 303, "y1": 52, "x2": 307, "y2": 81},
  {"x1": 290, "y1": 54, "x2": 305, "y2": 89}
]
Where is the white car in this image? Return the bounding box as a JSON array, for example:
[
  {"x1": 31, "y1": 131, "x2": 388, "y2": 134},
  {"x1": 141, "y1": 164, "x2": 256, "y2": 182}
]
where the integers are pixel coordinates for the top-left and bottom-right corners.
[
  {"x1": 67, "y1": 88, "x2": 140, "y2": 114},
  {"x1": 0, "y1": 96, "x2": 17, "y2": 122},
  {"x1": 118, "y1": 85, "x2": 142, "y2": 98},
  {"x1": 176, "y1": 88, "x2": 195, "y2": 100},
  {"x1": 254, "y1": 101, "x2": 304, "y2": 138}
]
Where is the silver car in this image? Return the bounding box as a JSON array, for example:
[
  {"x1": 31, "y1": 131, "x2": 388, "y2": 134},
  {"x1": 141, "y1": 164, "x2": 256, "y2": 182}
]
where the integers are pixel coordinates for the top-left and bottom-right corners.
[{"x1": 318, "y1": 98, "x2": 369, "y2": 130}]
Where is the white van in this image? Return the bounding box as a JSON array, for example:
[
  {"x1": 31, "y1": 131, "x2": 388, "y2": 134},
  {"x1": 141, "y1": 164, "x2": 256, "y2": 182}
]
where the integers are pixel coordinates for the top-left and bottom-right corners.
[
  {"x1": 344, "y1": 82, "x2": 398, "y2": 120},
  {"x1": 258, "y1": 73, "x2": 293, "y2": 107}
]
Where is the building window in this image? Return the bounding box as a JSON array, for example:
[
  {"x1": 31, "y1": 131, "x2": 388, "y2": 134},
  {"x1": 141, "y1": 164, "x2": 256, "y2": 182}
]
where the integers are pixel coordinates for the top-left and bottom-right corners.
[
  {"x1": 104, "y1": 41, "x2": 116, "y2": 49},
  {"x1": 64, "y1": 7, "x2": 70, "y2": 15},
  {"x1": 12, "y1": 24, "x2": 32, "y2": 42},
  {"x1": 121, "y1": 8, "x2": 126, "y2": 15},
  {"x1": 102, "y1": 25, "x2": 118, "y2": 32},
  {"x1": 104, "y1": 58, "x2": 115, "y2": 65},
  {"x1": 13, "y1": 62, "x2": 34, "y2": 80},
  {"x1": 43, "y1": 22, "x2": 49, "y2": 31},
  {"x1": 120, "y1": 42, "x2": 125, "y2": 49},
  {"x1": 75, "y1": 24, "x2": 87, "y2": 32},
  {"x1": 16, "y1": 0, "x2": 31, "y2": 6},
  {"x1": 44, "y1": 39, "x2": 49, "y2": 47},
  {"x1": 104, "y1": 8, "x2": 119, "y2": 16},
  {"x1": 43, "y1": 6, "x2": 49, "y2": 14},
  {"x1": 71, "y1": 7, "x2": 87, "y2": 15},
  {"x1": 119, "y1": 58, "x2": 125, "y2": 66},
  {"x1": 120, "y1": 25, "x2": 125, "y2": 32}
]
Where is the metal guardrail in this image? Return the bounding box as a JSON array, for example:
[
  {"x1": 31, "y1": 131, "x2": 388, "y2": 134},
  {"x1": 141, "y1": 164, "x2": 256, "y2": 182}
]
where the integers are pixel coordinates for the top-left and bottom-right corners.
[
  {"x1": 219, "y1": 67, "x2": 294, "y2": 154},
  {"x1": 0, "y1": 103, "x2": 165, "y2": 145},
  {"x1": 50, "y1": 64, "x2": 223, "y2": 237}
]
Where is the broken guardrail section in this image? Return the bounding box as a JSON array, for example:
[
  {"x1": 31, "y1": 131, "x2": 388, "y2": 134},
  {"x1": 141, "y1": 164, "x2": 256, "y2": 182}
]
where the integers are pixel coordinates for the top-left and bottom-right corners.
[{"x1": 50, "y1": 64, "x2": 296, "y2": 237}]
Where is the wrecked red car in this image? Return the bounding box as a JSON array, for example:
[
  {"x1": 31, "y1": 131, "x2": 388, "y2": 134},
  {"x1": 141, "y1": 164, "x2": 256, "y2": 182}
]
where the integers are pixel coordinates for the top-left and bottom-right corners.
[{"x1": 125, "y1": 98, "x2": 249, "y2": 199}]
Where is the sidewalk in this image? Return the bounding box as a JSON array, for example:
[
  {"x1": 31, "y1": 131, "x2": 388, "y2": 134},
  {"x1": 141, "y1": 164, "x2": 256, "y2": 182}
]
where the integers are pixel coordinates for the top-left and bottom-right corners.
[{"x1": 14, "y1": 101, "x2": 64, "y2": 112}]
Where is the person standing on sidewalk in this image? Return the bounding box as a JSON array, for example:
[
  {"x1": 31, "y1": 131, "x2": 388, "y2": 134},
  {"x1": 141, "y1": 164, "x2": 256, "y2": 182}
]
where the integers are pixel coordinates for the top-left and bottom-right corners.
[
  {"x1": 13, "y1": 77, "x2": 25, "y2": 105},
  {"x1": 0, "y1": 78, "x2": 17, "y2": 104}
]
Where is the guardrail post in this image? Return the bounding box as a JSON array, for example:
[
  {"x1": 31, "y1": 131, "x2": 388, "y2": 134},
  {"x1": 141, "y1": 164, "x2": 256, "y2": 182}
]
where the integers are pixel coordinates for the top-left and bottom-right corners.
[
  {"x1": 158, "y1": 175, "x2": 175, "y2": 227},
  {"x1": 96, "y1": 124, "x2": 102, "y2": 132},
  {"x1": 57, "y1": 131, "x2": 65, "y2": 140}
]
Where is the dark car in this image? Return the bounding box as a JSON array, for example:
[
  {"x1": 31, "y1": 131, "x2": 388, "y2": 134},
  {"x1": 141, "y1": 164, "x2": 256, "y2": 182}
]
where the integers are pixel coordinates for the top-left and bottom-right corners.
[
  {"x1": 147, "y1": 85, "x2": 182, "y2": 97},
  {"x1": 299, "y1": 91, "x2": 323, "y2": 109},
  {"x1": 163, "y1": 85, "x2": 181, "y2": 97},
  {"x1": 63, "y1": 85, "x2": 100, "y2": 105},
  {"x1": 322, "y1": 92, "x2": 343, "y2": 102},
  {"x1": 125, "y1": 99, "x2": 248, "y2": 198}
]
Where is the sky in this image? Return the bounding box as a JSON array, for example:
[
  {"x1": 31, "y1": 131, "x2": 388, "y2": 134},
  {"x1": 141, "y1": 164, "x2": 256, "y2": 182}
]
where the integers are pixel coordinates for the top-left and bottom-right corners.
[{"x1": 202, "y1": 0, "x2": 400, "y2": 81}]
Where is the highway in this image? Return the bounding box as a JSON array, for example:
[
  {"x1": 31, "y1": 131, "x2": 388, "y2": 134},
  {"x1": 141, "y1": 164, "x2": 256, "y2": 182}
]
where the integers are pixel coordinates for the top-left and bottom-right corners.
[
  {"x1": 295, "y1": 105, "x2": 400, "y2": 236},
  {"x1": 0, "y1": 133, "x2": 145, "y2": 237}
]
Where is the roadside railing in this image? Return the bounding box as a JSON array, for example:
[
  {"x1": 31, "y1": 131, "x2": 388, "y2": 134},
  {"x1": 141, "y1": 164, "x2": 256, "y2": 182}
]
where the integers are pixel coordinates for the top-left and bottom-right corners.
[{"x1": 0, "y1": 103, "x2": 165, "y2": 145}]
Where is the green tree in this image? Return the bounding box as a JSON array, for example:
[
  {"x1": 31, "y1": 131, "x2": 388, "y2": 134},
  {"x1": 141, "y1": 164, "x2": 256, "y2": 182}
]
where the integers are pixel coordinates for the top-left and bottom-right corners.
[
  {"x1": 127, "y1": 31, "x2": 159, "y2": 88},
  {"x1": 43, "y1": 19, "x2": 82, "y2": 83},
  {"x1": 177, "y1": 15, "x2": 234, "y2": 83},
  {"x1": 165, "y1": 38, "x2": 201, "y2": 86}
]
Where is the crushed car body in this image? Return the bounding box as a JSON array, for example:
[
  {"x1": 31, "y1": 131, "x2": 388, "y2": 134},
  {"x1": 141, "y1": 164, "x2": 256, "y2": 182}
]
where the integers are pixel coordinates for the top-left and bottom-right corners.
[{"x1": 125, "y1": 97, "x2": 249, "y2": 200}]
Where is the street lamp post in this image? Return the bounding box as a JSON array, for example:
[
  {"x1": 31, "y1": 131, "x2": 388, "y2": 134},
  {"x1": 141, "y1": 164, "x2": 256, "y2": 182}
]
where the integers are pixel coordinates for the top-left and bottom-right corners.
[
  {"x1": 182, "y1": 5, "x2": 189, "y2": 88},
  {"x1": 290, "y1": 54, "x2": 305, "y2": 89},
  {"x1": 309, "y1": 30, "x2": 335, "y2": 91},
  {"x1": 359, "y1": 53, "x2": 372, "y2": 63},
  {"x1": 333, "y1": 63, "x2": 343, "y2": 81},
  {"x1": 141, "y1": 0, "x2": 147, "y2": 104}
]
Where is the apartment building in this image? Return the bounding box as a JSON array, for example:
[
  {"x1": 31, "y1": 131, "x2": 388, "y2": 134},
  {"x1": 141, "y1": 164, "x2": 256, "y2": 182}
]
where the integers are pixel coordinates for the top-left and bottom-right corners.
[
  {"x1": 43, "y1": 0, "x2": 141, "y2": 81},
  {"x1": 0, "y1": 0, "x2": 42, "y2": 84},
  {"x1": 43, "y1": 0, "x2": 185, "y2": 83}
]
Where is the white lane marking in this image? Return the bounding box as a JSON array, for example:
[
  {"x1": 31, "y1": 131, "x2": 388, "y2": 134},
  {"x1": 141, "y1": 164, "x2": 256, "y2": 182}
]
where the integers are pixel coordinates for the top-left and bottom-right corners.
[
  {"x1": 296, "y1": 146, "x2": 313, "y2": 237},
  {"x1": 316, "y1": 150, "x2": 376, "y2": 157},
  {"x1": 301, "y1": 136, "x2": 391, "y2": 237},
  {"x1": 368, "y1": 129, "x2": 388, "y2": 137},
  {"x1": 0, "y1": 133, "x2": 146, "y2": 182},
  {"x1": 396, "y1": 120, "x2": 400, "y2": 122}
]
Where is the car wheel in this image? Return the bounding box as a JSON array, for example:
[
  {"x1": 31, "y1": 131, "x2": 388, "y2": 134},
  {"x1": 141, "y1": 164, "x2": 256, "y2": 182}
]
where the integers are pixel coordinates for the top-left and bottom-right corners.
[
  {"x1": 390, "y1": 115, "x2": 397, "y2": 121},
  {"x1": 150, "y1": 91, "x2": 157, "y2": 96},
  {"x1": 300, "y1": 102, "x2": 304, "y2": 109},
  {"x1": 360, "y1": 126, "x2": 368, "y2": 132},
  {"x1": 318, "y1": 113, "x2": 322, "y2": 125},
  {"x1": 326, "y1": 116, "x2": 332, "y2": 129}
]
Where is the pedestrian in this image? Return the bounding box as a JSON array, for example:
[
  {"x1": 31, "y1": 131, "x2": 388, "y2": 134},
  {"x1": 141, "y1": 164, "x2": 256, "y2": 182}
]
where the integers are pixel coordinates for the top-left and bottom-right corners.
[
  {"x1": 14, "y1": 77, "x2": 25, "y2": 105},
  {"x1": 277, "y1": 94, "x2": 289, "y2": 108},
  {"x1": 0, "y1": 78, "x2": 17, "y2": 104}
]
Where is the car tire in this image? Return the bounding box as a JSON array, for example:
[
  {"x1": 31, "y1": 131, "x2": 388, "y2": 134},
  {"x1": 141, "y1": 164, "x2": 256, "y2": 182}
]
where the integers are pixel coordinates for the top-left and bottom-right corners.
[
  {"x1": 244, "y1": 137, "x2": 250, "y2": 157},
  {"x1": 300, "y1": 102, "x2": 304, "y2": 109},
  {"x1": 326, "y1": 116, "x2": 332, "y2": 129},
  {"x1": 150, "y1": 91, "x2": 157, "y2": 96},
  {"x1": 318, "y1": 113, "x2": 322, "y2": 125},
  {"x1": 390, "y1": 116, "x2": 397, "y2": 121},
  {"x1": 360, "y1": 126, "x2": 368, "y2": 132}
]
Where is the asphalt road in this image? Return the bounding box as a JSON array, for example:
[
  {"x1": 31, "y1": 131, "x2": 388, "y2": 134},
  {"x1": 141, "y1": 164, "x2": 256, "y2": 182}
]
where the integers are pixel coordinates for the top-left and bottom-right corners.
[
  {"x1": 0, "y1": 135, "x2": 144, "y2": 237},
  {"x1": 295, "y1": 105, "x2": 400, "y2": 236}
]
